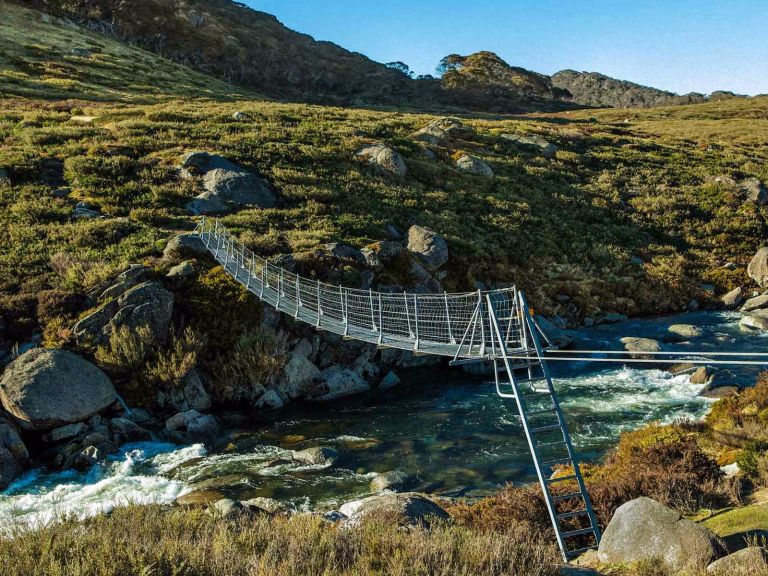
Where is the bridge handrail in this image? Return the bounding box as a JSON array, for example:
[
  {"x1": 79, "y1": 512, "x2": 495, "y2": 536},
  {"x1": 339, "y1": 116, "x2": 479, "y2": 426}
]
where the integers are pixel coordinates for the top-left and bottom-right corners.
[{"x1": 194, "y1": 217, "x2": 521, "y2": 358}]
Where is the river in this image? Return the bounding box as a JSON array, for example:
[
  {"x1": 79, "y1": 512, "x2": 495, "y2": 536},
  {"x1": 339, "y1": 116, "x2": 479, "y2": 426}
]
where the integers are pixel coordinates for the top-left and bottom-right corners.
[{"x1": 2, "y1": 310, "x2": 766, "y2": 530}]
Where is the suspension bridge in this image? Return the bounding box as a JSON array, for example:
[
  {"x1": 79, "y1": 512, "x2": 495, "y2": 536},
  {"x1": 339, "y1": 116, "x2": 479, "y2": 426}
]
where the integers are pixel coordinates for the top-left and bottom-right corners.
[{"x1": 193, "y1": 216, "x2": 767, "y2": 562}]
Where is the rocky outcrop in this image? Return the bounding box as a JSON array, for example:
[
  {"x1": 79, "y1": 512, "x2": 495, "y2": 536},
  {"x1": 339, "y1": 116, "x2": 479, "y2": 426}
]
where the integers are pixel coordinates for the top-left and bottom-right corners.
[
  {"x1": 707, "y1": 547, "x2": 768, "y2": 575},
  {"x1": 306, "y1": 367, "x2": 370, "y2": 401},
  {"x1": 455, "y1": 154, "x2": 494, "y2": 177},
  {"x1": 597, "y1": 497, "x2": 725, "y2": 572},
  {"x1": 279, "y1": 352, "x2": 321, "y2": 399},
  {"x1": 165, "y1": 409, "x2": 220, "y2": 444},
  {"x1": 748, "y1": 248, "x2": 768, "y2": 288},
  {"x1": 414, "y1": 118, "x2": 472, "y2": 147},
  {"x1": 407, "y1": 225, "x2": 448, "y2": 271},
  {"x1": 180, "y1": 152, "x2": 277, "y2": 215},
  {"x1": 74, "y1": 280, "x2": 173, "y2": 346},
  {"x1": 168, "y1": 369, "x2": 212, "y2": 413},
  {"x1": 500, "y1": 133, "x2": 558, "y2": 159},
  {"x1": 0, "y1": 349, "x2": 117, "y2": 431},
  {"x1": 355, "y1": 144, "x2": 407, "y2": 178},
  {"x1": 339, "y1": 492, "x2": 449, "y2": 528}
]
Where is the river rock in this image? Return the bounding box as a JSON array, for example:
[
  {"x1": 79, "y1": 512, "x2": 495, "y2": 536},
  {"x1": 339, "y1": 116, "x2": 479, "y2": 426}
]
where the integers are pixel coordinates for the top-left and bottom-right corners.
[
  {"x1": 370, "y1": 470, "x2": 412, "y2": 492},
  {"x1": 535, "y1": 316, "x2": 573, "y2": 348},
  {"x1": 293, "y1": 446, "x2": 337, "y2": 466},
  {"x1": 379, "y1": 371, "x2": 401, "y2": 390},
  {"x1": 690, "y1": 366, "x2": 714, "y2": 385},
  {"x1": 170, "y1": 369, "x2": 212, "y2": 413},
  {"x1": 110, "y1": 417, "x2": 151, "y2": 442},
  {"x1": 0, "y1": 349, "x2": 117, "y2": 431},
  {"x1": 500, "y1": 133, "x2": 558, "y2": 159},
  {"x1": 242, "y1": 496, "x2": 286, "y2": 514},
  {"x1": 707, "y1": 547, "x2": 768, "y2": 575},
  {"x1": 748, "y1": 248, "x2": 768, "y2": 288},
  {"x1": 455, "y1": 154, "x2": 494, "y2": 177},
  {"x1": 306, "y1": 367, "x2": 370, "y2": 401},
  {"x1": 740, "y1": 310, "x2": 768, "y2": 332},
  {"x1": 180, "y1": 151, "x2": 277, "y2": 215},
  {"x1": 620, "y1": 337, "x2": 661, "y2": 359},
  {"x1": 186, "y1": 414, "x2": 220, "y2": 442},
  {"x1": 355, "y1": 144, "x2": 408, "y2": 178},
  {"x1": 721, "y1": 287, "x2": 743, "y2": 309},
  {"x1": 740, "y1": 294, "x2": 768, "y2": 312},
  {"x1": 0, "y1": 447, "x2": 22, "y2": 489},
  {"x1": 699, "y1": 385, "x2": 739, "y2": 399},
  {"x1": 407, "y1": 225, "x2": 448, "y2": 270},
  {"x1": 48, "y1": 422, "x2": 87, "y2": 443},
  {"x1": 256, "y1": 389, "x2": 284, "y2": 410},
  {"x1": 340, "y1": 492, "x2": 449, "y2": 528},
  {"x1": 279, "y1": 354, "x2": 321, "y2": 399},
  {"x1": 665, "y1": 324, "x2": 703, "y2": 342},
  {"x1": 597, "y1": 497, "x2": 725, "y2": 572},
  {"x1": 165, "y1": 410, "x2": 203, "y2": 432},
  {"x1": 74, "y1": 281, "x2": 173, "y2": 347}
]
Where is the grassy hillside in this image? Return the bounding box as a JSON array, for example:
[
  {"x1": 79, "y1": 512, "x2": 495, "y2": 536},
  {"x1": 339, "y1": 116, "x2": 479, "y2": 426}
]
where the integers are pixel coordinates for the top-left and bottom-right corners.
[
  {"x1": 0, "y1": 1, "x2": 252, "y2": 102},
  {"x1": 1, "y1": 1, "x2": 768, "y2": 349}
]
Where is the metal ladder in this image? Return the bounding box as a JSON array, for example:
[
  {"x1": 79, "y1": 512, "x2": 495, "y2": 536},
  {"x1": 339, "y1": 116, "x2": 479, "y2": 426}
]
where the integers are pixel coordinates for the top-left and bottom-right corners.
[{"x1": 486, "y1": 290, "x2": 601, "y2": 562}]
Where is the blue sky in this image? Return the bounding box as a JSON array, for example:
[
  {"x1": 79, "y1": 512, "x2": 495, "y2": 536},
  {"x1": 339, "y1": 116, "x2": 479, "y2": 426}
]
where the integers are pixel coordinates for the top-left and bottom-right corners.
[{"x1": 247, "y1": 1, "x2": 768, "y2": 96}]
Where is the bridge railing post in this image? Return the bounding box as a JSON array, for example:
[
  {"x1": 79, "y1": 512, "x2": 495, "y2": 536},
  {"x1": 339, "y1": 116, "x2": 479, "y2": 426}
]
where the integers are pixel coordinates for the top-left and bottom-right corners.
[
  {"x1": 377, "y1": 293, "x2": 383, "y2": 344},
  {"x1": 413, "y1": 295, "x2": 420, "y2": 351},
  {"x1": 316, "y1": 280, "x2": 322, "y2": 327},
  {"x1": 478, "y1": 290, "x2": 486, "y2": 356},
  {"x1": 444, "y1": 292, "x2": 455, "y2": 344},
  {"x1": 342, "y1": 289, "x2": 349, "y2": 336}
]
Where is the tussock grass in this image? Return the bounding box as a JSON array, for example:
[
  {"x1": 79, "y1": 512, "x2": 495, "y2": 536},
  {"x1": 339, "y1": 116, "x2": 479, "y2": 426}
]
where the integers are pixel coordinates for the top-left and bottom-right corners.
[{"x1": 0, "y1": 505, "x2": 560, "y2": 576}]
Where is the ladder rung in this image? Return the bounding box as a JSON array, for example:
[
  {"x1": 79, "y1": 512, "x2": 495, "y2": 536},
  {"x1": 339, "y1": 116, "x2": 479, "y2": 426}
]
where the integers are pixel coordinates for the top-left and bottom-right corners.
[
  {"x1": 546, "y1": 474, "x2": 577, "y2": 484},
  {"x1": 527, "y1": 406, "x2": 556, "y2": 416},
  {"x1": 541, "y1": 457, "x2": 571, "y2": 468},
  {"x1": 531, "y1": 423, "x2": 562, "y2": 434},
  {"x1": 565, "y1": 545, "x2": 598, "y2": 559},
  {"x1": 562, "y1": 527, "x2": 597, "y2": 539},
  {"x1": 537, "y1": 439, "x2": 566, "y2": 447},
  {"x1": 553, "y1": 491, "x2": 584, "y2": 502},
  {"x1": 557, "y1": 509, "x2": 589, "y2": 520}
]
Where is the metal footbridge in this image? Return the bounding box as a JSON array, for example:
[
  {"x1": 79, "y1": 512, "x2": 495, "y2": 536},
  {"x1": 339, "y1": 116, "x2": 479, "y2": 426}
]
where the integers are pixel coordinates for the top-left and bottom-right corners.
[{"x1": 194, "y1": 216, "x2": 602, "y2": 560}]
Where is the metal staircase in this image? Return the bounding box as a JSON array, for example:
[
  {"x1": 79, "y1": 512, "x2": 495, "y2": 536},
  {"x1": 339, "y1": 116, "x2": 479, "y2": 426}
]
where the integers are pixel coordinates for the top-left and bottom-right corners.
[{"x1": 484, "y1": 290, "x2": 601, "y2": 560}]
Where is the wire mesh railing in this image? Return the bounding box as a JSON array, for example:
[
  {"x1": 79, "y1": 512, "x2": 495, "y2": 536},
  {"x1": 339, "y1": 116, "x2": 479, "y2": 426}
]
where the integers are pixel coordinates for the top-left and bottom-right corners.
[{"x1": 194, "y1": 217, "x2": 526, "y2": 358}]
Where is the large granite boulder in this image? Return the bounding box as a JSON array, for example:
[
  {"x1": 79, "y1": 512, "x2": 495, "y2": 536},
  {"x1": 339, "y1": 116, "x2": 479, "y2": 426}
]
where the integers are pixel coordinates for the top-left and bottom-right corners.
[
  {"x1": 707, "y1": 547, "x2": 768, "y2": 575},
  {"x1": 306, "y1": 367, "x2": 369, "y2": 401},
  {"x1": 279, "y1": 354, "x2": 321, "y2": 399},
  {"x1": 407, "y1": 225, "x2": 448, "y2": 270},
  {"x1": 535, "y1": 316, "x2": 573, "y2": 348},
  {"x1": 74, "y1": 281, "x2": 173, "y2": 346},
  {"x1": 180, "y1": 151, "x2": 277, "y2": 215},
  {"x1": 748, "y1": 248, "x2": 768, "y2": 288},
  {"x1": 0, "y1": 349, "x2": 117, "y2": 431},
  {"x1": 340, "y1": 492, "x2": 449, "y2": 528},
  {"x1": 455, "y1": 154, "x2": 494, "y2": 177},
  {"x1": 597, "y1": 497, "x2": 725, "y2": 572},
  {"x1": 355, "y1": 144, "x2": 408, "y2": 178}
]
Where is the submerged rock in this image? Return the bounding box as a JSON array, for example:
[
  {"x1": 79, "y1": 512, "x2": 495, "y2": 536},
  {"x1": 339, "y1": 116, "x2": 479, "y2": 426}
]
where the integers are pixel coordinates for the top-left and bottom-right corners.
[
  {"x1": 0, "y1": 349, "x2": 116, "y2": 431},
  {"x1": 598, "y1": 497, "x2": 725, "y2": 572},
  {"x1": 293, "y1": 446, "x2": 337, "y2": 466},
  {"x1": 370, "y1": 470, "x2": 412, "y2": 492}
]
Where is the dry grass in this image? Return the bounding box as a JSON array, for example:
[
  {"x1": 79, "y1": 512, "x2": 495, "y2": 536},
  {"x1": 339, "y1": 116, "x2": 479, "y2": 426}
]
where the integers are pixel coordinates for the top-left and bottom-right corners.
[{"x1": 0, "y1": 505, "x2": 560, "y2": 576}]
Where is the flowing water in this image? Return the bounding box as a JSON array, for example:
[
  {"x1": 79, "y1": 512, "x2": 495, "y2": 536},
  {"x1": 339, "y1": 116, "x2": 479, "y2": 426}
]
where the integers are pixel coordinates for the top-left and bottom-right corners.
[{"x1": 2, "y1": 310, "x2": 766, "y2": 529}]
